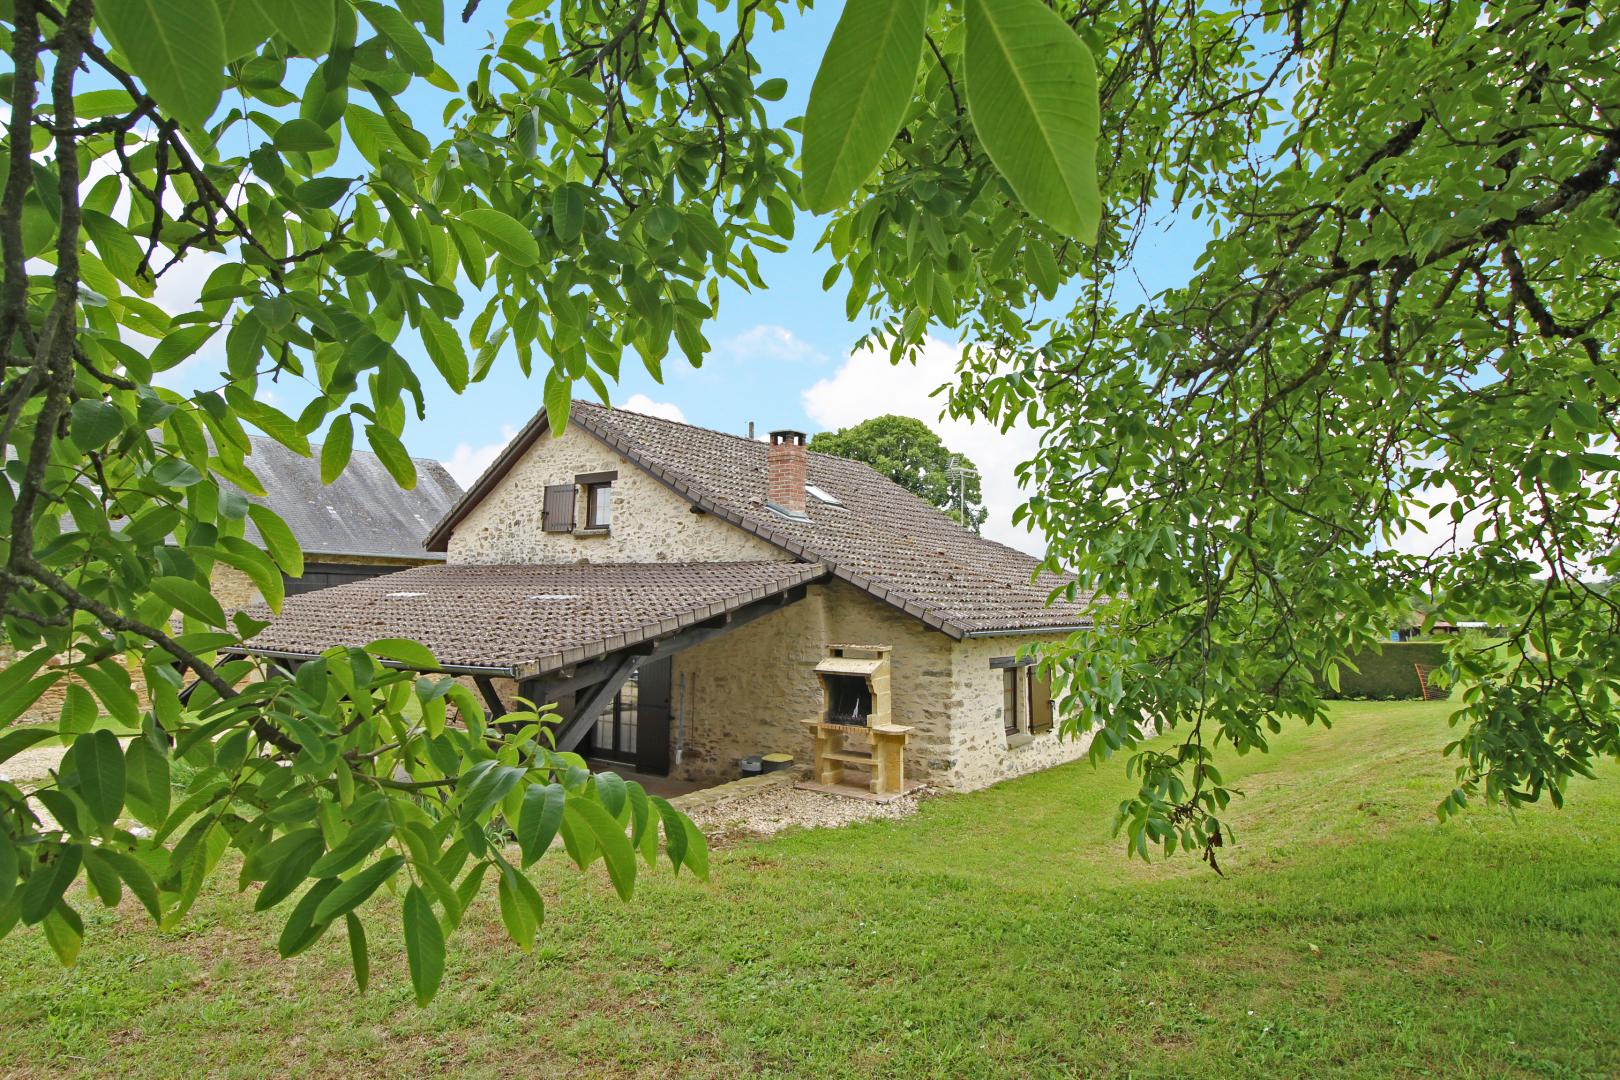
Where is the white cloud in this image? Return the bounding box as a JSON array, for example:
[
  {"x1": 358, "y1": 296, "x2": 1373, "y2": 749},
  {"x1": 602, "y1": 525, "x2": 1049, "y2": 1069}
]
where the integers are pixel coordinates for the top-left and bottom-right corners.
[
  {"x1": 620, "y1": 394, "x2": 687, "y2": 423},
  {"x1": 1381, "y1": 481, "x2": 1487, "y2": 561},
  {"x1": 444, "y1": 424, "x2": 517, "y2": 487},
  {"x1": 802, "y1": 336, "x2": 1046, "y2": 557},
  {"x1": 721, "y1": 324, "x2": 825, "y2": 365}
]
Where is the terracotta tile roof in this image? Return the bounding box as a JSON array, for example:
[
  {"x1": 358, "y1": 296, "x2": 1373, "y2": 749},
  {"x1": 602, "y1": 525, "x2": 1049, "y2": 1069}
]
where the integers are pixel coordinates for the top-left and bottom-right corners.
[
  {"x1": 239, "y1": 561, "x2": 826, "y2": 677},
  {"x1": 426, "y1": 402, "x2": 1094, "y2": 637},
  {"x1": 240, "y1": 436, "x2": 462, "y2": 561}
]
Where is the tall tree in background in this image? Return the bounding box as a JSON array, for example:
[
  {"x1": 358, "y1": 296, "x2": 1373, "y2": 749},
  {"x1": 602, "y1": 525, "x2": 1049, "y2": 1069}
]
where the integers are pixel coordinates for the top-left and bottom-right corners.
[{"x1": 811, "y1": 415, "x2": 988, "y2": 532}]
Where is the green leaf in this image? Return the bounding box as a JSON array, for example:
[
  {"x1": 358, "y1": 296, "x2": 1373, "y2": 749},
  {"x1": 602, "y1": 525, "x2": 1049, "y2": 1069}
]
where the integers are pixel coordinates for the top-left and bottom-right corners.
[
  {"x1": 652, "y1": 796, "x2": 687, "y2": 872},
  {"x1": 365, "y1": 424, "x2": 418, "y2": 488},
  {"x1": 81, "y1": 209, "x2": 151, "y2": 295},
  {"x1": 496, "y1": 860, "x2": 543, "y2": 952},
  {"x1": 215, "y1": 535, "x2": 286, "y2": 613},
  {"x1": 0, "y1": 727, "x2": 58, "y2": 767},
  {"x1": 964, "y1": 0, "x2": 1101, "y2": 241},
  {"x1": 543, "y1": 370, "x2": 570, "y2": 434},
  {"x1": 96, "y1": 0, "x2": 225, "y2": 128},
  {"x1": 150, "y1": 457, "x2": 203, "y2": 488},
  {"x1": 550, "y1": 185, "x2": 586, "y2": 244},
  {"x1": 42, "y1": 902, "x2": 83, "y2": 967},
  {"x1": 595, "y1": 771, "x2": 627, "y2": 819},
  {"x1": 150, "y1": 575, "x2": 228, "y2": 628},
  {"x1": 458, "y1": 208, "x2": 540, "y2": 267},
  {"x1": 309, "y1": 820, "x2": 393, "y2": 878},
  {"x1": 21, "y1": 844, "x2": 80, "y2": 925},
  {"x1": 99, "y1": 849, "x2": 161, "y2": 922},
  {"x1": 276, "y1": 877, "x2": 340, "y2": 957},
  {"x1": 313, "y1": 854, "x2": 404, "y2": 923},
  {"x1": 1546, "y1": 454, "x2": 1578, "y2": 492},
  {"x1": 56, "y1": 682, "x2": 93, "y2": 739},
  {"x1": 567, "y1": 797, "x2": 636, "y2": 901},
  {"x1": 219, "y1": 0, "x2": 276, "y2": 59},
  {"x1": 276, "y1": 0, "x2": 337, "y2": 55},
  {"x1": 356, "y1": 1, "x2": 434, "y2": 74},
  {"x1": 253, "y1": 828, "x2": 326, "y2": 911},
  {"x1": 0, "y1": 830, "x2": 15, "y2": 910},
  {"x1": 421, "y1": 313, "x2": 469, "y2": 393},
  {"x1": 515, "y1": 108, "x2": 539, "y2": 159},
  {"x1": 249, "y1": 504, "x2": 304, "y2": 578},
  {"x1": 149, "y1": 324, "x2": 220, "y2": 371},
  {"x1": 68, "y1": 399, "x2": 123, "y2": 452},
  {"x1": 0, "y1": 649, "x2": 59, "y2": 727},
  {"x1": 518, "y1": 783, "x2": 566, "y2": 867},
  {"x1": 294, "y1": 176, "x2": 354, "y2": 209},
  {"x1": 274, "y1": 117, "x2": 336, "y2": 152},
  {"x1": 366, "y1": 637, "x2": 438, "y2": 670},
  {"x1": 801, "y1": 0, "x2": 927, "y2": 213},
  {"x1": 123, "y1": 734, "x2": 171, "y2": 830},
  {"x1": 403, "y1": 884, "x2": 445, "y2": 1006},
  {"x1": 345, "y1": 911, "x2": 370, "y2": 991},
  {"x1": 81, "y1": 846, "x2": 123, "y2": 907},
  {"x1": 681, "y1": 816, "x2": 709, "y2": 882},
  {"x1": 321, "y1": 414, "x2": 355, "y2": 484},
  {"x1": 69, "y1": 730, "x2": 125, "y2": 828},
  {"x1": 456, "y1": 760, "x2": 525, "y2": 822}
]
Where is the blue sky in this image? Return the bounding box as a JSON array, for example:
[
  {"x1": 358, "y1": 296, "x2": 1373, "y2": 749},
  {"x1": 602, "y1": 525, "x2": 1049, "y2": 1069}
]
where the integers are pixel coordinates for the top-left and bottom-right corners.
[{"x1": 154, "y1": 4, "x2": 1212, "y2": 553}]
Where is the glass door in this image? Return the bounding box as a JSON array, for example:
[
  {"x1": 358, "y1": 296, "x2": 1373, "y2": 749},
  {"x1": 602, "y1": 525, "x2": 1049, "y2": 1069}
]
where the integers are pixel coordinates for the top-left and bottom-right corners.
[{"x1": 592, "y1": 670, "x2": 639, "y2": 763}]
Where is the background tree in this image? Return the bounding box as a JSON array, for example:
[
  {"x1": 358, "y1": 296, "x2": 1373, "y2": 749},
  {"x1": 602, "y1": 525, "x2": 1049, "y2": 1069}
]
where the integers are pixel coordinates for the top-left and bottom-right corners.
[{"x1": 810, "y1": 415, "x2": 987, "y2": 531}]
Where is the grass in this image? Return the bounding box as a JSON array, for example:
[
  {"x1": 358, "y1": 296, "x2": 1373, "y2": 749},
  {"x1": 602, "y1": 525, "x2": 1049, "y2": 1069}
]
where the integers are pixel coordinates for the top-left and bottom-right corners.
[{"x1": 2, "y1": 700, "x2": 1617, "y2": 1078}]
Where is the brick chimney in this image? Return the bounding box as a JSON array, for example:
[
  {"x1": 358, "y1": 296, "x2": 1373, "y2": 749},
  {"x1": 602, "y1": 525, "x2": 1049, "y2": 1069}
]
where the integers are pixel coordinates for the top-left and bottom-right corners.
[{"x1": 767, "y1": 429, "x2": 807, "y2": 516}]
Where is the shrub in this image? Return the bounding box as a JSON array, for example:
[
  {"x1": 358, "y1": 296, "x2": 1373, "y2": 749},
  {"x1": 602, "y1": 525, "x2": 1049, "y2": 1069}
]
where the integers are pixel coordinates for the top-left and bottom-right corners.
[{"x1": 1324, "y1": 642, "x2": 1452, "y2": 700}]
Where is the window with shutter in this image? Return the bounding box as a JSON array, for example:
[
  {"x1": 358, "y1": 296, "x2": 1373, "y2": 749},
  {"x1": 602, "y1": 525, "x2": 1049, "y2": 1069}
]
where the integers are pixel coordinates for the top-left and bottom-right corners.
[{"x1": 542, "y1": 483, "x2": 576, "y2": 532}]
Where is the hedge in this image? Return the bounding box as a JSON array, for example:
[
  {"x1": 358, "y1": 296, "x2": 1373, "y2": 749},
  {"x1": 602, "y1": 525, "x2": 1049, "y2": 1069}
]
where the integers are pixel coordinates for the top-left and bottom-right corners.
[{"x1": 1323, "y1": 642, "x2": 1452, "y2": 700}]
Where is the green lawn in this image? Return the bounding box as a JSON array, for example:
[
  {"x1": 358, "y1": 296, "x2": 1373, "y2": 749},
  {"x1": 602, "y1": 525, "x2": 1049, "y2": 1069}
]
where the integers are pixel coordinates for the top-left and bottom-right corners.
[{"x1": 3, "y1": 700, "x2": 1617, "y2": 1078}]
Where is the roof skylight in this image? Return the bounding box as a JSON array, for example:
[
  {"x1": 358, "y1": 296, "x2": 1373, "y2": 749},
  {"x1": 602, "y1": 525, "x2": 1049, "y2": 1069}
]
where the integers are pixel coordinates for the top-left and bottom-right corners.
[{"x1": 805, "y1": 484, "x2": 842, "y2": 506}]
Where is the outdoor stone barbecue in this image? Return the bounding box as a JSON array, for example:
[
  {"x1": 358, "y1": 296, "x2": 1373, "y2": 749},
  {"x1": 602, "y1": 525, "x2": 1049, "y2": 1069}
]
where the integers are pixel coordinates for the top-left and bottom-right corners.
[{"x1": 802, "y1": 644, "x2": 912, "y2": 796}]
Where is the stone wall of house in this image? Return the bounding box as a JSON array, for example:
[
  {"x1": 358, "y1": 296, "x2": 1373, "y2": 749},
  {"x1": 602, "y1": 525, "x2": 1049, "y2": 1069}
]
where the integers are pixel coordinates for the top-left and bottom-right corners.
[
  {"x1": 446, "y1": 423, "x2": 788, "y2": 566},
  {"x1": 213, "y1": 564, "x2": 264, "y2": 612},
  {"x1": 667, "y1": 579, "x2": 957, "y2": 785},
  {"x1": 945, "y1": 634, "x2": 1097, "y2": 791}
]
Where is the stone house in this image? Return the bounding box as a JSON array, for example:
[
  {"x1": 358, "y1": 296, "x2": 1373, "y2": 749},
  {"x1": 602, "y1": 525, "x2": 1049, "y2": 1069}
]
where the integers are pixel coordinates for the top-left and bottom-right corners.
[{"x1": 243, "y1": 402, "x2": 1097, "y2": 793}]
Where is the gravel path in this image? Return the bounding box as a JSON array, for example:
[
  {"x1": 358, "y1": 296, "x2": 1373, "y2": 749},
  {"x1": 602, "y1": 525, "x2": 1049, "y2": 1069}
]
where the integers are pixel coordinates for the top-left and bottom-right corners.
[
  {"x1": 0, "y1": 738, "x2": 73, "y2": 785},
  {"x1": 683, "y1": 783, "x2": 922, "y2": 841}
]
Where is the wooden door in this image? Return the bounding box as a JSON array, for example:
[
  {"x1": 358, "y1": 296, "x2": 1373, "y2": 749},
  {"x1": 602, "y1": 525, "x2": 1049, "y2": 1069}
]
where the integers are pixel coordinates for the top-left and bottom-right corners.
[{"x1": 635, "y1": 657, "x2": 672, "y2": 776}]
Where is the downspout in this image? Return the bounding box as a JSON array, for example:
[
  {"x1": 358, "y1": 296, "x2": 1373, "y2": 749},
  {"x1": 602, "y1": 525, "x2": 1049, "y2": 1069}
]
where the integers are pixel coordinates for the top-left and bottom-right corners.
[{"x1": 674, "y1": 671, "x2": 687, "y2": 766}]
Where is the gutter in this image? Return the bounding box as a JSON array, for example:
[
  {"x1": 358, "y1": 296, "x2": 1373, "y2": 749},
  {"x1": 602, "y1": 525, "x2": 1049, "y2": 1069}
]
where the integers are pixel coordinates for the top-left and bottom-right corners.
[
  {"x1": 226, "y1": 645, "x2": 517, "y2": 678},
  {"x1": 962, "y1": 623, "x2": 1092, "y2": 638}
]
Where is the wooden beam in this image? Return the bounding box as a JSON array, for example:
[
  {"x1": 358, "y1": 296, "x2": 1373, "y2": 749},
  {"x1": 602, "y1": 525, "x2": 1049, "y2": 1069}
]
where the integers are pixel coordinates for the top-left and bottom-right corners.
[
  {"x1": 474, "y1": 675, "x2": 508, "y2": 718},
  {"x1": 553, "y1": 652, "x2": 642, "y2": 754}
]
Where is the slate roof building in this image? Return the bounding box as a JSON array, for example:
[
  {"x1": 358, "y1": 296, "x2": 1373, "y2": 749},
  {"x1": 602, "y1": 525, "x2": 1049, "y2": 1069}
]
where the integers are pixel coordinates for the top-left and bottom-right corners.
[
  {"x1": 243, "y1": 403, "x2": 1098, "y2": 792},
  {"x1": 213, "y1": 436, "x2": 462, "y2": 606}
]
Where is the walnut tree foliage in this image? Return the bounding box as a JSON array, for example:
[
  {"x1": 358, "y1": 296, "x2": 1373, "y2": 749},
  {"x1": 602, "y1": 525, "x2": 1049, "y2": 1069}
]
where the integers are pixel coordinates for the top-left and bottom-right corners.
[
  {"x1": 810, "y1": 414, "x2": 988, "y2": 531},
  {"x1": 911, "y1": 0, "x2": 1618, "y2": 867}
]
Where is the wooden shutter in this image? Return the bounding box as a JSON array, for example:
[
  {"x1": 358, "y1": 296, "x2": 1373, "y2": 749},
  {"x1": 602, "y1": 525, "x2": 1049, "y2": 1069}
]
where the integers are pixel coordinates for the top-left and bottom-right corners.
[{"x1": 542, "y1": 483, "x2": 576, "y2": 532}]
